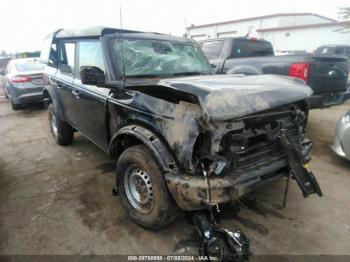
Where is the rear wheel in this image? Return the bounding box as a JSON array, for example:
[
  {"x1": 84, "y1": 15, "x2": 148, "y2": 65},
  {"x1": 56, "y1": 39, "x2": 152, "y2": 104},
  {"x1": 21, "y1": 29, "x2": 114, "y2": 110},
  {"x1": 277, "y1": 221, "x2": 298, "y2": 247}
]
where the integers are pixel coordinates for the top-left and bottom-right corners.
[
  {"x1": 117, "y1": 145, "x2": 179, "y2": 229},
  {"x1": 48, "y1": 104, "x2": 74, "y2": 145}
]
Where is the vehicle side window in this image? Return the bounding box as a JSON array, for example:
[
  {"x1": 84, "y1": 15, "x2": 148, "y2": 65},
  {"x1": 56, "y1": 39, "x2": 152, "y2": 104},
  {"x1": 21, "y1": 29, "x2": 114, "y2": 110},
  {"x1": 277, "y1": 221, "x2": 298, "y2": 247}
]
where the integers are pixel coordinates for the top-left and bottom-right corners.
[
  {"x1": 6, "y1": 62, "x2": 11, "y2": 74},
  {"x1": 41, "y1": 36, "x2": 58, "y2": 66},
  {"x1": 231, "y1": 39, "x2": 274, "y2": 58},
  {"x1": 335, "y1": 46, "x2": 345, "y2": 55},
  {"x1": 78, "y1": 41, "x2": 105, "y2": 75},
  {"x1": 346, "y1": 47, "x2": 350, "y2": 57},
  {"x1": 49, "y1": 43, "x2": 58, "y2": 65},
  {"x1": 59, "y1": 42, "x2": 75, "y2": 75},
  {"x1": 201, "y1": 40, "x2": 224, "y2": 59}
]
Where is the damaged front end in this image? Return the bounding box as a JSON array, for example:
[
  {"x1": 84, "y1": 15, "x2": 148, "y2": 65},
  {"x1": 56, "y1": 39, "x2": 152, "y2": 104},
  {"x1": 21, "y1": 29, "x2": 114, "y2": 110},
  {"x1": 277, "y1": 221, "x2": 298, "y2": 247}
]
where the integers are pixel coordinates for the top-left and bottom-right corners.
[
  {"x1": 115, "y1": 74, "x2": 321, "y2": 211},
  {"x1": 165, "y1": 101, "x2": 322, "y2": 211}
]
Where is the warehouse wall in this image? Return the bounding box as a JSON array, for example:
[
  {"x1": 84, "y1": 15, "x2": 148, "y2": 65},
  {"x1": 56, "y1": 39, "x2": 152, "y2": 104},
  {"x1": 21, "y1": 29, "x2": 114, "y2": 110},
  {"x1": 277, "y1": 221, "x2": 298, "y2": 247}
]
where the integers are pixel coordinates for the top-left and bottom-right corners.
[
  {"x1": 261, "y1": 25, "x2": 350, "y2": 52},
  {"x1": 277, "y1": 15, "x2": 331, "y2": 27},
  {"x1": 188, "y1": 16, "x2": 277, "y2": 40},
  {"x1": 187, "y1": 14, "x2": 333, "y2": 41}
]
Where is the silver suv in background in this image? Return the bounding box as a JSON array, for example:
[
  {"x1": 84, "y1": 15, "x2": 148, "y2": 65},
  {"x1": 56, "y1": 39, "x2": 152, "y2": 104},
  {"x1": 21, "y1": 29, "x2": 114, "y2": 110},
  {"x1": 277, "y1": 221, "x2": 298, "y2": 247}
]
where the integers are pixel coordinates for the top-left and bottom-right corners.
[{"x1": 0, "y1": 58, "x2": 46, "y2": 110}]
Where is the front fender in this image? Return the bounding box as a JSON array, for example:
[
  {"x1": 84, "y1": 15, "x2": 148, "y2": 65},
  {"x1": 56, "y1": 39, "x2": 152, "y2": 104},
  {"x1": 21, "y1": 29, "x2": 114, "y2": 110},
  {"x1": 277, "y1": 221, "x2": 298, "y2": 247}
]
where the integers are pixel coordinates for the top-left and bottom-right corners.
[
  {"x1": 109, "y1": 125, "x2": 179, "y2": 174},
  {"x1": 43, "y1": 86, "x2": 65, "y2": 121}
]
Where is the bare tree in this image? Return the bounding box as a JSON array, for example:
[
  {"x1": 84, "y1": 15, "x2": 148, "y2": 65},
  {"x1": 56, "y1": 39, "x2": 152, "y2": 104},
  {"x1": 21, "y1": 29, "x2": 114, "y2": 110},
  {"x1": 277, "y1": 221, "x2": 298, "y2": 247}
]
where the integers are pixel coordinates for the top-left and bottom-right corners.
[
  {"x1": 336, "y1": 7, "x2": 350, "y2": 33},
  {"x1": 338, "y1": 7, "x2": 350, "y2": 20}
]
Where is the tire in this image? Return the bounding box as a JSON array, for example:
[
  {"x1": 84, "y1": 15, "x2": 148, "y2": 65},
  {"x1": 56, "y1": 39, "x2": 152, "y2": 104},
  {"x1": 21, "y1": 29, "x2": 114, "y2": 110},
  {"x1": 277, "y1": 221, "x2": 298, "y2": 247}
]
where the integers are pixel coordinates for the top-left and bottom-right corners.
[
  {"x1": 11, "y1": 100, "x2": 21, "y2": 110},
  {"x1": 117, "y1": 145, "x2": 179, "y2": 229},
  {"x1": 48, "y1": 103, "x2": 73, "y2": 145}
]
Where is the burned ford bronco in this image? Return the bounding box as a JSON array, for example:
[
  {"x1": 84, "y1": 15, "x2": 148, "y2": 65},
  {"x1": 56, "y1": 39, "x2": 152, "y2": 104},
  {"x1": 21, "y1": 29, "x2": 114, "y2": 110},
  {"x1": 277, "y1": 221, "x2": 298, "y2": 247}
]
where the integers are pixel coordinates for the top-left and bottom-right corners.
[{"x1": 41, "y1": 27, "x2": 322, "y2": 234}]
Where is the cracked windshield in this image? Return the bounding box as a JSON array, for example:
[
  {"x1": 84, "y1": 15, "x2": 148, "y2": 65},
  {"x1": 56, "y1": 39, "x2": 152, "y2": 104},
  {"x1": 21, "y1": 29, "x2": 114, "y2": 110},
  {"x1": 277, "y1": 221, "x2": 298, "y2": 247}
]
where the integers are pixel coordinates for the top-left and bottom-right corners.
[{"x1": 113, "y1": 39, "x2": 211, "y2": 77}]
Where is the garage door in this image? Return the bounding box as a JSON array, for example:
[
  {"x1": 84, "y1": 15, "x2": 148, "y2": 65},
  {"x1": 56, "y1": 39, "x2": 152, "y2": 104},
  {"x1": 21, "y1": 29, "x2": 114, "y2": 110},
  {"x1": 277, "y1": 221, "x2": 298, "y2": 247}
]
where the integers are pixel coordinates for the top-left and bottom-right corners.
[
  {"x1": 191, "y1": 34, "x2": 207, "y2": 41},
  {"x1": 217, "y1": 31, "x2": 237, "y2": 37}
]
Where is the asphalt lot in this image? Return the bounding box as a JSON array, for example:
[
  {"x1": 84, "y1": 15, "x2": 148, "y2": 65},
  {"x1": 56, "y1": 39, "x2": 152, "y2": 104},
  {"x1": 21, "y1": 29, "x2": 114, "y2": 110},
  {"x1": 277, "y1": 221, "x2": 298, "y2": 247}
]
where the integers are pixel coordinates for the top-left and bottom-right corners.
[{"x1": 0, "y1": 85, "x2": 350, "y2": 255}]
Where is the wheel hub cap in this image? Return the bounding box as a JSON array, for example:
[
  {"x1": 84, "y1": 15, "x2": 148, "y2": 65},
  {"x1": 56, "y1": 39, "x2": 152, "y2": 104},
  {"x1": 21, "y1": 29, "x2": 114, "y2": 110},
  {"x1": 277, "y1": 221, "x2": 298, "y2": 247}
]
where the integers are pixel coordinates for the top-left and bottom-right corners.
[{"x1": 124, "y1": 167, "x2": 154, "y2": 214}]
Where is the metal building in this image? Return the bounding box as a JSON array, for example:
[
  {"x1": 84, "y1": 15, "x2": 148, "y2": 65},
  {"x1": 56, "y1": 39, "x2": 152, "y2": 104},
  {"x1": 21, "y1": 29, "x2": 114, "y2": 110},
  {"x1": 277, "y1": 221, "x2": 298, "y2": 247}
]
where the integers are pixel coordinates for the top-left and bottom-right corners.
[{"x1": 186, "y1": 13, "x2": 350, "y2": 53}]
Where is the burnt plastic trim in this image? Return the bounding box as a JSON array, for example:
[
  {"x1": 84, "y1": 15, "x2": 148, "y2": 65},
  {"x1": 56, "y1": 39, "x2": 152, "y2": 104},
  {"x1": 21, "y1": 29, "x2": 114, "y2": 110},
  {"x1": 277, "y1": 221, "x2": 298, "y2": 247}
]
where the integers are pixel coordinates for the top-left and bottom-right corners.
[{"x1": 109, "y1": 125, "x2": 179, "y2": 173}]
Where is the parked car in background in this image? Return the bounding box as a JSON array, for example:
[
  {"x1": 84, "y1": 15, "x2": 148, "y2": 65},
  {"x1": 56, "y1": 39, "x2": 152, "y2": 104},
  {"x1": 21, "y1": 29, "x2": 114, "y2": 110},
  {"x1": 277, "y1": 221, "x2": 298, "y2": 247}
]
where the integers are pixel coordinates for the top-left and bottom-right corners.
[
  {"x1": 314, "y1": 45, "x2": 350, "y2": 59},
  {"x1": 332, "y1": 110, "x2": 350, "y2": 160},
  {"x1": 0, "y1": 58, "x2": 45, "y2": 110},
  {"x1": 200, "y1": 37, "x2": 350, "y2": 108}
]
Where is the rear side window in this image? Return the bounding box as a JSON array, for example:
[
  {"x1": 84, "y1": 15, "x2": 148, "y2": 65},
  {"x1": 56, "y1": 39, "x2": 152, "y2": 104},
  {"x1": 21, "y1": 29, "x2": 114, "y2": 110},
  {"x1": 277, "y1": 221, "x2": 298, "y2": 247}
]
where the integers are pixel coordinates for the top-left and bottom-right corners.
[
  {"x1": 201, "y1": 40, "x2": 224, "y2": 59},
  {"x1": 59, "y1": 42, "x2": 75, "y2": 75},
  {"x1": 78, "y1": 41, "x2": 105, "y2": 73},
  {"x1": 232, "y1": 39, "x2": 274, "y2": 58}
]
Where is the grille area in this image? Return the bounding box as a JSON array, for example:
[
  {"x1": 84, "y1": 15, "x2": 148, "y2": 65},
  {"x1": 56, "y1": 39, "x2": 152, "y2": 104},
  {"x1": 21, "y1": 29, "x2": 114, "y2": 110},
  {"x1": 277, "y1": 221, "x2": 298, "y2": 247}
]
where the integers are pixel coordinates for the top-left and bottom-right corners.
[{"x1": 220, "y1": 119, "x2": 301, "y2": 172}]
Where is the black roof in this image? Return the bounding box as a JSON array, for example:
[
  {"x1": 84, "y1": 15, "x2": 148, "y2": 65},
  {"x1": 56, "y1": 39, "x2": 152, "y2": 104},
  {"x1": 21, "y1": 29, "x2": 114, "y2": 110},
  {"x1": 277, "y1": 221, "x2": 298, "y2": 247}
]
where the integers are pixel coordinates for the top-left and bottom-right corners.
[
  {"x1": 55, "y1": 26, "x2": 139, "y2": 38},
  {"x1": 53, "y1": 26, "x2": 192, "y2": 43}
]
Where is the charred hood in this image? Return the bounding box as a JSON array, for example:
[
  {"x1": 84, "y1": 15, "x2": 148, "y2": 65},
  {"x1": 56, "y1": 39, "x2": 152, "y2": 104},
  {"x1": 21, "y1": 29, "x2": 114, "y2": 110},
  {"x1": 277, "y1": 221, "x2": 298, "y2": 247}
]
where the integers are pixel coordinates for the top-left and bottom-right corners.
[{"x1": 127, "y1": 74, "x2": 313, "y2": 121}]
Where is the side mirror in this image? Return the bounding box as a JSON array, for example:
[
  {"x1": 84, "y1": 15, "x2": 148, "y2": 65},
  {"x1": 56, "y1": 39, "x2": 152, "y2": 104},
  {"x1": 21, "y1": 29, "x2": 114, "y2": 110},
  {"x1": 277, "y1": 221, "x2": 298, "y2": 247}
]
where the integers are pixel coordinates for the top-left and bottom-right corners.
[
  {"x1": 0, "y1": 69, "x2": 5, "y2": 76},
  {"x1": 80, "y1": 66, "x2": 105, "y2": 86}
]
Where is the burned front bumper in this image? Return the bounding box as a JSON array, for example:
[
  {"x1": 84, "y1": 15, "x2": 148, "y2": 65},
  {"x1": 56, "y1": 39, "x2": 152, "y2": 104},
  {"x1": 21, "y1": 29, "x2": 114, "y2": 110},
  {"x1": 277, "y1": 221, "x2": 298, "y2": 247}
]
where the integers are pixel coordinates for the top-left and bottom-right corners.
[{"x1": 165, "y1": 159, "x2": 288, "y2": 211}]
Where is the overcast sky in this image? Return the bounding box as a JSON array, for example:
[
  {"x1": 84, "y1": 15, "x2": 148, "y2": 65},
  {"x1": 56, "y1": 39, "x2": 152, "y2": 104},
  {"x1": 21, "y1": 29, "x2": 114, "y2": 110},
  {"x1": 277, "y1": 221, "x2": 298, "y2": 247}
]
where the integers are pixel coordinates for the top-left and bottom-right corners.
[{"x1": 1, "y1": 0, "x2": 349, "y2": 52}]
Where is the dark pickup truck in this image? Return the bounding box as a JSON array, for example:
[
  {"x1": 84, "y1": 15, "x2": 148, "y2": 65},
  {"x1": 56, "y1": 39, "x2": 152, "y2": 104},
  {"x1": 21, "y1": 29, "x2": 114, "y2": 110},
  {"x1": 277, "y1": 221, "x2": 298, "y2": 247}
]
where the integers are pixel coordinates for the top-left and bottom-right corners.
[{"x1": 200, "y1": 37, "x2": 350, "y2": 108}]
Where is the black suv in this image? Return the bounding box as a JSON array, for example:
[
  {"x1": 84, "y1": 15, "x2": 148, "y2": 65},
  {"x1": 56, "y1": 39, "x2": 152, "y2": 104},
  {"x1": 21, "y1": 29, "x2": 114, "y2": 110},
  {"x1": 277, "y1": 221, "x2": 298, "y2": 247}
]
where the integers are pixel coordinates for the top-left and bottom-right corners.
[{"x1": 41, "y1": 27, "x2": 320, "y2": 229}]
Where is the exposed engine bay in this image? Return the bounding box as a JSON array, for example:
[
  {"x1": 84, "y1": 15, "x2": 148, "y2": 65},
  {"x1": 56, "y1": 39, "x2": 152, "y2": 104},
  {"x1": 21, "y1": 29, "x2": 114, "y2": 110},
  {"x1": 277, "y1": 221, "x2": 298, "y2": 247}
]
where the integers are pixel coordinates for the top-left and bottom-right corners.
[
  {"x1": 165, "y1": 102, "x2": 322, "y2": 210},
  {"x1": 193, "y1": 103, "x2": 308, "y2": 175}
]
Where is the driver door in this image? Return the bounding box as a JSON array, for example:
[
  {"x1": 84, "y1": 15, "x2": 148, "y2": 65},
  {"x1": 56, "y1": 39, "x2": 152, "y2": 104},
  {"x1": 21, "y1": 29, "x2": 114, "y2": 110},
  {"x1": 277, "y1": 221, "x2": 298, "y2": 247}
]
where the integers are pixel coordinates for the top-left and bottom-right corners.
[{"x1": 72, "y1": 40, "x2": 109, "y2": 151}]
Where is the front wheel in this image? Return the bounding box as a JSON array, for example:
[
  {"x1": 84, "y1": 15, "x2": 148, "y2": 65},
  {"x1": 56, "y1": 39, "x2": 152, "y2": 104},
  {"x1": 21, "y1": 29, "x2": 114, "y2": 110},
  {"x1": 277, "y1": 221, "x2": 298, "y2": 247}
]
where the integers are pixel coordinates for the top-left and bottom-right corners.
[
  {"x1": 117, "y1": 145, "x2": 179, "y2": 229},
  {"x1": 48, "y1": 104, "x2": 74, "y2": 145}
]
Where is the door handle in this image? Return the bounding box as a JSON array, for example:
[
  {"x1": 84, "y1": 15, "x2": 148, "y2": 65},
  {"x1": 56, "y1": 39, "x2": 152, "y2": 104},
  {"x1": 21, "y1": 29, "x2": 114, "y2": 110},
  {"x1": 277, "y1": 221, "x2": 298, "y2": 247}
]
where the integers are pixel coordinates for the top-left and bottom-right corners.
[{"x1": 72, "y1": 90, "x2": 80, "y2": 99}]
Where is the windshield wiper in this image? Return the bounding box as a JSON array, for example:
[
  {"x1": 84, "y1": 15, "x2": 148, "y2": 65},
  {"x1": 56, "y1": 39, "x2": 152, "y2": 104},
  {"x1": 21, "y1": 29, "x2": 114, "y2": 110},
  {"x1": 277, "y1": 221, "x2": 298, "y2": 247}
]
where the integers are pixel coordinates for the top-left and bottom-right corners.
[
  {"x1": 172, "y1": 71, "x2": 211, "y2": 76},
  {"x1": 124, "y1": 74, "x2": 169, "y2": 79},
  {"x1": 123, "y1": 72, "x2": 211, "y2": 78}
]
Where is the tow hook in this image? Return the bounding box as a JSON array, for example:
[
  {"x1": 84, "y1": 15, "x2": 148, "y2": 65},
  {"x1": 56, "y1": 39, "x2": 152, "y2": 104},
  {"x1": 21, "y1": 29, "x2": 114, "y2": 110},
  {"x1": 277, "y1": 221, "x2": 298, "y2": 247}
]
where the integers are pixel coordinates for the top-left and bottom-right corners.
[{"x1": 193, "y1": 161, "x2": 250, "y2": 261}]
